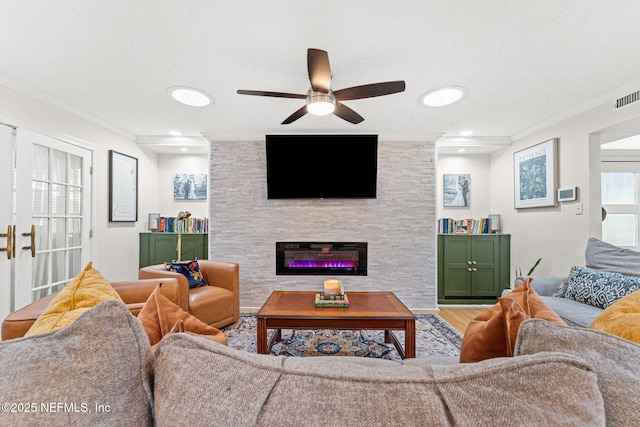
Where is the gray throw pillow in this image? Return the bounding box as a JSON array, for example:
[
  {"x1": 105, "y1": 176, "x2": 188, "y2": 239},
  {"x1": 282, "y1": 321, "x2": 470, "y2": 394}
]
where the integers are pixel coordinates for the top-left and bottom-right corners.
[
  {"x1": 515, "y1": 318, "x2": 640, "y2": 426},
  {"x1": 154, "y1": 333, "x2": 605, "y2": 426},
  {"x1": 585, "y1": 237, "x2": 640, "y2": 277},
  {"x1": 0, "y1": 300, "x2": 154, "y2": 426}
]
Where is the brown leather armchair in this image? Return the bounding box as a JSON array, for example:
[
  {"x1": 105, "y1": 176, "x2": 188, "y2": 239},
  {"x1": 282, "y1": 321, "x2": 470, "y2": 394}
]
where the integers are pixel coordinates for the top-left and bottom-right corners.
[
  {"x1": 1, "y1": 278, "x2": 180, "y2": 341},
  {"x1": 139, "y1": 260, "x2": 239, "y2": 329}
]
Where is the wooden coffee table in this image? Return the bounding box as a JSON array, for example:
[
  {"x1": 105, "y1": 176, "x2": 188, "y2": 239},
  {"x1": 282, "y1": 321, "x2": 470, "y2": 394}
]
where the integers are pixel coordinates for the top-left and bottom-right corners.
[{"x1": 256, "y1": 291, "x2": 416, "y2": 358}]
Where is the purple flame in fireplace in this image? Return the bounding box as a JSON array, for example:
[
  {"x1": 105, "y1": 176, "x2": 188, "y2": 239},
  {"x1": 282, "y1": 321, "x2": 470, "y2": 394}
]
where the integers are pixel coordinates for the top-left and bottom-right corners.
[{"x1": 287, "y1": 260, "x2": 358, "y2": 268}]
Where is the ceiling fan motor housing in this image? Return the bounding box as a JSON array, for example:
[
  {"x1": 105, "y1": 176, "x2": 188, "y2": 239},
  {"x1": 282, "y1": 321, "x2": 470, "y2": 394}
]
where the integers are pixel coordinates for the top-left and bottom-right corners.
[{"x1": 306, "y1": 89, "x2": 336, "y2": 115}]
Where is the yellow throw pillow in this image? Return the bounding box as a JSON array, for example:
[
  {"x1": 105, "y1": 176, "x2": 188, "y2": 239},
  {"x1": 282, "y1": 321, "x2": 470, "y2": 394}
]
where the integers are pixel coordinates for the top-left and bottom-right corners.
[
  {"x1": 25, "y1": 262, "x2": 122, "y2": 336},
  {"x1": 590, "y1": 289, "x2": 640, "y2": 344}
]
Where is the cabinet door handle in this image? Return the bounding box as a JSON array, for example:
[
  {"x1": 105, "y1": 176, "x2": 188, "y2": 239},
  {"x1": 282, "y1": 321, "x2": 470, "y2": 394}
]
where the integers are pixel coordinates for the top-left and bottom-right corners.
[
  {"x1": 472, "y1": 268, "x2": 477, "y2": 272},
  {"x1": 467, "y1": 268, "x2": 472, "y2": 272},
  {"x1": 472, "y1": 261, "x2": 477, "y2": 265},
  {"x1": 467, "y1": 261, "x2": 472, "y2": 265}
]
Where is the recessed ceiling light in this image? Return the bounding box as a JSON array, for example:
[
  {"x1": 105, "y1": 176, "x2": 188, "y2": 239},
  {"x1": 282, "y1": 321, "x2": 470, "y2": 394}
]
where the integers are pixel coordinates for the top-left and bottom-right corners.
[
  {"x1": 458, "y1": 148, "x2": 466, "y2": 153},
  {"x1": 168, "y1": 130, "x2": 182, "y2": 136},
  {"x1": 420, "y1": 86, "x2": 466, "y2": 107},
  {"x1": 180, "y1": 147, "x2": 188, "y2": 152},
  {"x1": 167, "y1": 86, "x2": 212, "y2": 107},
  {"x1": 459, "y1": 130, "x2": 474, "y2": 136}
]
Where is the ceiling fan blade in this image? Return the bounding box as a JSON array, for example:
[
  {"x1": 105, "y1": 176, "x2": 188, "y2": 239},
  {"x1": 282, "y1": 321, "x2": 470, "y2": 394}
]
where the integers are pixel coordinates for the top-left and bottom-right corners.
[
  {"x1": 237, "y1": 89, "x2": 306, "y2": 99},
  {"x1": 307, "y1": 48, "x2": 331, "y2": 93},
  {"x1": 282, "y1": 105, "x2": 308, "y2": 124},
  {"x1": 333, "y1": 80, "x2": 406, "y2": 101},
  {"x1": 333, "y1": 102, "x2": 364, "y2": 124}
]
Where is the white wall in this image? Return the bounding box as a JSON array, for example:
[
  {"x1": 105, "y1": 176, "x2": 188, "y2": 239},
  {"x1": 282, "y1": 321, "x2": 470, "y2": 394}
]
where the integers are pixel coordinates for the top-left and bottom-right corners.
[
  {"x1": 0, "y1": 83, "x2": 159, "y2": 281},
  {"x1": 157, "y1": 154, "x2": 209, "y2": 219},
  {"x1": 437, "y1": 154, "x2": 492, "y2": 221},
  {"x1": 490, "y1": 99, "x2": 640, "y2": 281}
]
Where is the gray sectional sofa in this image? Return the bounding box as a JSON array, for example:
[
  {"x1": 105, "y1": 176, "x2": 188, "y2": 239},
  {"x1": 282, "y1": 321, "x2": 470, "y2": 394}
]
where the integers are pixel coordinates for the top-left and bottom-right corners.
[
  {"x1": 515, "y1": 237, "x2": 640, "y2": 327},
  {"x1": 1, "y1": 300, "x2": 640, "y2": 426}
]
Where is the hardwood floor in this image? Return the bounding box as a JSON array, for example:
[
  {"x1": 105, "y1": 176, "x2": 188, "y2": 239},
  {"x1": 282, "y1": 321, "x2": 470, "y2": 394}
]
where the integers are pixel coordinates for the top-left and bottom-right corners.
[{"x1": 416, "y1": 306, "x2": 490, "y2": 334}]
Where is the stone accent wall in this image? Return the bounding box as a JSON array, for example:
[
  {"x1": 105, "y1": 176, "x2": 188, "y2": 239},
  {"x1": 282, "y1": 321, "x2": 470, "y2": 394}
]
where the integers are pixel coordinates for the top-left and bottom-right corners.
[{"x1": 209, "y1": 140, "x2": 437, "y2": 309}]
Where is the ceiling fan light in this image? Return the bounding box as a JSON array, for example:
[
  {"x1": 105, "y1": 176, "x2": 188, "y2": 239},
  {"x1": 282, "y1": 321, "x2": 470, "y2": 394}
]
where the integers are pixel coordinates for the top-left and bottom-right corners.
[
  {"x1": 167, "y1": 86, "x2": 212, "y2": 107},
  {"x1": 421, "y1": 86, "x2": 466, "y2": 107},
  {"x1": 306, "y1": 91, "x2": 336, "y2": 115}
]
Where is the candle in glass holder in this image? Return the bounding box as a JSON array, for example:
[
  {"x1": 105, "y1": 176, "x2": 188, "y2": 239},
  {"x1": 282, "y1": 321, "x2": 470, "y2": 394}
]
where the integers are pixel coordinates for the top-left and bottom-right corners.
[{"x1": 324, "y1": 279, "x2": 341, "y2": 296}]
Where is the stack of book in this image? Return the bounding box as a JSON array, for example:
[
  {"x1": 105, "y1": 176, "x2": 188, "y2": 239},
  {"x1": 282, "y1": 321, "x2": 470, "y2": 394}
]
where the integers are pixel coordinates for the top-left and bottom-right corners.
[
  {"x1": 314, "y1": 292, "x2": 350, "y2": 308},
  {"x1": 438, "y1": 217, "x2": 490, "y2": 234}
]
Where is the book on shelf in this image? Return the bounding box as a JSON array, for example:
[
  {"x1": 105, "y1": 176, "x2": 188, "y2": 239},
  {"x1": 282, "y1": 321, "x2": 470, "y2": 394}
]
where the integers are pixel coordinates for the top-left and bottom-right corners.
[
  {"x1": 315, "y1": 293, "x2": 350, "y2": 308},
  {"x1": 438, "y1": 217, "x2": 491, "y2": 234},
  {"x1": 156, "y1": 216, "x2": 209, "y2": 233}
]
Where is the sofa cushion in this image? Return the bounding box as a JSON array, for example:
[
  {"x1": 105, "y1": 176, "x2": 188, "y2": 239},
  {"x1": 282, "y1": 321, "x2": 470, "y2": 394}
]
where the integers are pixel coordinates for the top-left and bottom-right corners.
[
  {"x1": 137, "y1": 283, "x2": 227, "y2": 349},
  {"x1": 515, "y1": 318, "x2": 640, "y2": 426},
  {"x1": 0, "y1": 300, "x2": 154, "y2": 426},
  {"x1": 538, "y1": 295, "x2": 603, "y2": 328},
  {"x1": 164, "y1": 259, "x2": 206, "y2": 288},
  {"x1": 585, "y1": 237, "x2": 640, "y2": 277},
  {"x1": 154, "y1": 333, "x2": 605, "y2": 426},
  {"x1": 590, "y1": 289, "x2": 640, "y2": 343},
  {"x1": 459, "y1": 279, "x2": 565, "y2": 363},
  {"x1": 25, "y1": 261, "x2": 123, "y2": 336},
  {"x1": 564, "y1": 265, "x2": 640, "y2": 309}
]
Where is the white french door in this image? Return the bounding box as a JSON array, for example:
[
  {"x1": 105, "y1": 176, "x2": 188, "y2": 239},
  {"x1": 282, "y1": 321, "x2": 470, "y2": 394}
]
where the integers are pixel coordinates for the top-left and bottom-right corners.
[{"x1": 0, "y1": 126, "x2": 93, "y2": 319}]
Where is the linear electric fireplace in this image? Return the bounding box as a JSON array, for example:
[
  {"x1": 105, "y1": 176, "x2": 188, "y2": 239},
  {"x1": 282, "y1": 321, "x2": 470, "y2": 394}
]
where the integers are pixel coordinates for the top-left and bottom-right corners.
[{"x1": 276, "y1": 242, "x2": 367, "y2": 276}]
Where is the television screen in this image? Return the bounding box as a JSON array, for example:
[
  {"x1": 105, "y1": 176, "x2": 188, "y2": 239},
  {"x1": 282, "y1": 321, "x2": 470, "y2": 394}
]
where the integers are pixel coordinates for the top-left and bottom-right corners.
[{"x1": 266, "y1": 134, "x2": 378, "y2": 199}]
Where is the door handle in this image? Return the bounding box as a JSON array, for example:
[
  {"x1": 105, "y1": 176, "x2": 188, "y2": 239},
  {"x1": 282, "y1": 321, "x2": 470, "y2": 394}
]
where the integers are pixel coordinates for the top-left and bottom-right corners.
[
  {"x1": 22, "y1": 224, "x2": 36, "y2": 257},
  {"x1": 0, "y1": 225, "x2": 12, "y2": 259}
]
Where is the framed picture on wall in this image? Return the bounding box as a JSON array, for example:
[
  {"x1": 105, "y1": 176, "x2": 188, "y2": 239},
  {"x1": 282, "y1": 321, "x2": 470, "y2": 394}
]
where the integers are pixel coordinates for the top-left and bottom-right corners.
[
  {"x1": 173, "y1": 173, "x2": 207, "y2": 200},
  {"x1": 443, "y1": 173, "x2": 471, "y2": 207},
  {"x1": 109, "y1": 150, "x2": 138, "y2": 222},
  {"x1": 513, "y1": 138, "x2": 558, "y2": 209}
]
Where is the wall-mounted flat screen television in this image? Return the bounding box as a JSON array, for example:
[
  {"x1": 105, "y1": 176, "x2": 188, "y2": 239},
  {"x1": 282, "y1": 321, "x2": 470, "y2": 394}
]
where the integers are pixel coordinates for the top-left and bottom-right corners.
[{"x1": 266, "y1": 134, "x2": 378, "y2": 199}]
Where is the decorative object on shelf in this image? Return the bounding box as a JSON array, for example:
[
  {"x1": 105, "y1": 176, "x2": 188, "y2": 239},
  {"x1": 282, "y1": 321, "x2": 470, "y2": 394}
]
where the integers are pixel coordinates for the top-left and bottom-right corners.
[
  {"x1": 175, "y1": 210, "x2": 191, "y2": 262},
  {"x1": 108, "y1": 150, "x2": 138, "y2": 222},
  {"x1": 148, "y1": 213, "x2": 160, "y2": 231},
  {"x1": 489, "y1": 214, "x2": 502, "y2": 233},
  {"x1": 514, "y1": 138, "x2": 558, "y2": 209},
  {"x1": 173, "y1": 173, "x2": 207, "y2": 200},
  {"x1": 443, "y1": 173, "x2": 471, "y2": 207},
  {"x1": 438, "y1": 217, "x2": 490, "y2": 234}
]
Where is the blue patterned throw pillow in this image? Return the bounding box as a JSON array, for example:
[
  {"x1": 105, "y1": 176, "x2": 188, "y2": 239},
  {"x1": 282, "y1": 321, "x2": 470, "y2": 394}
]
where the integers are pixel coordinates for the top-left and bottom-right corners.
[
  {"x1": 164, "y1": 259, "x2": 207, "y2": 289},
  {"x1": 564, "y1": 265, "x2": 640, "y2": 309}
]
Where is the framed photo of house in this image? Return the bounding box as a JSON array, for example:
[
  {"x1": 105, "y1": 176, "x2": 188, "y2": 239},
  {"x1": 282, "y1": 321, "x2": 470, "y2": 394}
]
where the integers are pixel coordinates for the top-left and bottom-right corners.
[
  {"x1": 513, "y1": 138, "x2": 558, "y2": 209},
  {"x1": 109, "y1": 150, "x2": 138, "y2": 222},
  {"x1": 443, "y1": 173, "x2": 471, "y2": 207}
]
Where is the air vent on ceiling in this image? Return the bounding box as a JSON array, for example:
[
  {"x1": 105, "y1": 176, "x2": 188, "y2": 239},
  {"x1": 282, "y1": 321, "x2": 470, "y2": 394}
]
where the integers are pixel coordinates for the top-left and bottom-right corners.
[{"x1": 614, "y1": 90, "x2": 640, "y2": 110}]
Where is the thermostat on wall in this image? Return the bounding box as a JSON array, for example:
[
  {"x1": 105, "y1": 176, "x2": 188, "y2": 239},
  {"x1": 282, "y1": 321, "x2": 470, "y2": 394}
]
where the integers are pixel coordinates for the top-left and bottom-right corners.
[{"x1": 558, "y1": 186, "x2": 577, "y2": 202}]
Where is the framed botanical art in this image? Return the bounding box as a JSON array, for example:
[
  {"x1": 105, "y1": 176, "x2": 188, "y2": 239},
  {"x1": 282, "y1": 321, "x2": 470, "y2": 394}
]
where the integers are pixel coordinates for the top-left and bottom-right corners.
[
  {"x1": 513, "y1": 138, "x2": 558, "y2": 209},
  {"x1": 109, "y1": 150, "x2": 138, "y2": 222}
]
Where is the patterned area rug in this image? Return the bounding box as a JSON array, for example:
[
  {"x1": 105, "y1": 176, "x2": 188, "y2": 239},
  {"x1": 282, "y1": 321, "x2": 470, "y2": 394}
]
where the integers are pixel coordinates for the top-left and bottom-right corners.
[{"x1": 222, "y1": 313, "x2": 462, "y2": 361}]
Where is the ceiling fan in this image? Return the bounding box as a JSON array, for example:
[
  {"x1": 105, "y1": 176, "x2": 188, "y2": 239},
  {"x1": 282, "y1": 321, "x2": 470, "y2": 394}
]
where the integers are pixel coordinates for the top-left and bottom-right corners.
[{"x1": 237, "y1": 48, "x2": 406, "y2": 125}]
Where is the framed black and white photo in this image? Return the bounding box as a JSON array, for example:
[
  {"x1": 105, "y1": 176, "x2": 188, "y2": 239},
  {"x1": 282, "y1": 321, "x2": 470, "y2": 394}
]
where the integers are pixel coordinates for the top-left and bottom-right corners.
[
  {"x1": 173, "y1": 173, "x2": 207, "y2": 200},
  {"x1": 443, "y1": 173, "x2": 471, "y2": 207},
  {"x1": 514, "y1": 138, "x2": 558, "y2": 209},
  {"x1": 109, "y1": 150, "x2": 138, "y2": 222}
]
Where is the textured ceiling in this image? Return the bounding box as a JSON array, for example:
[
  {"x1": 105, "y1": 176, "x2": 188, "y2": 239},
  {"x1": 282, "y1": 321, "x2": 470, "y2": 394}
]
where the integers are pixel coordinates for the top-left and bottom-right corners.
[{"x1": 1, "y1": 1, "x2": 639, "y2": 154}]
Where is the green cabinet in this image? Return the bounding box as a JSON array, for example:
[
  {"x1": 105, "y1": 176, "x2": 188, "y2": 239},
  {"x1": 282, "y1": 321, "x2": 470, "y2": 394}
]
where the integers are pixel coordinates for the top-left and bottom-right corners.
[
  {"x1": 438, "y1": 234, "x2": 510, "y2": 304},
  {"x1": 139, "y1": 233, "x2": 208, "y2": 268}
]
